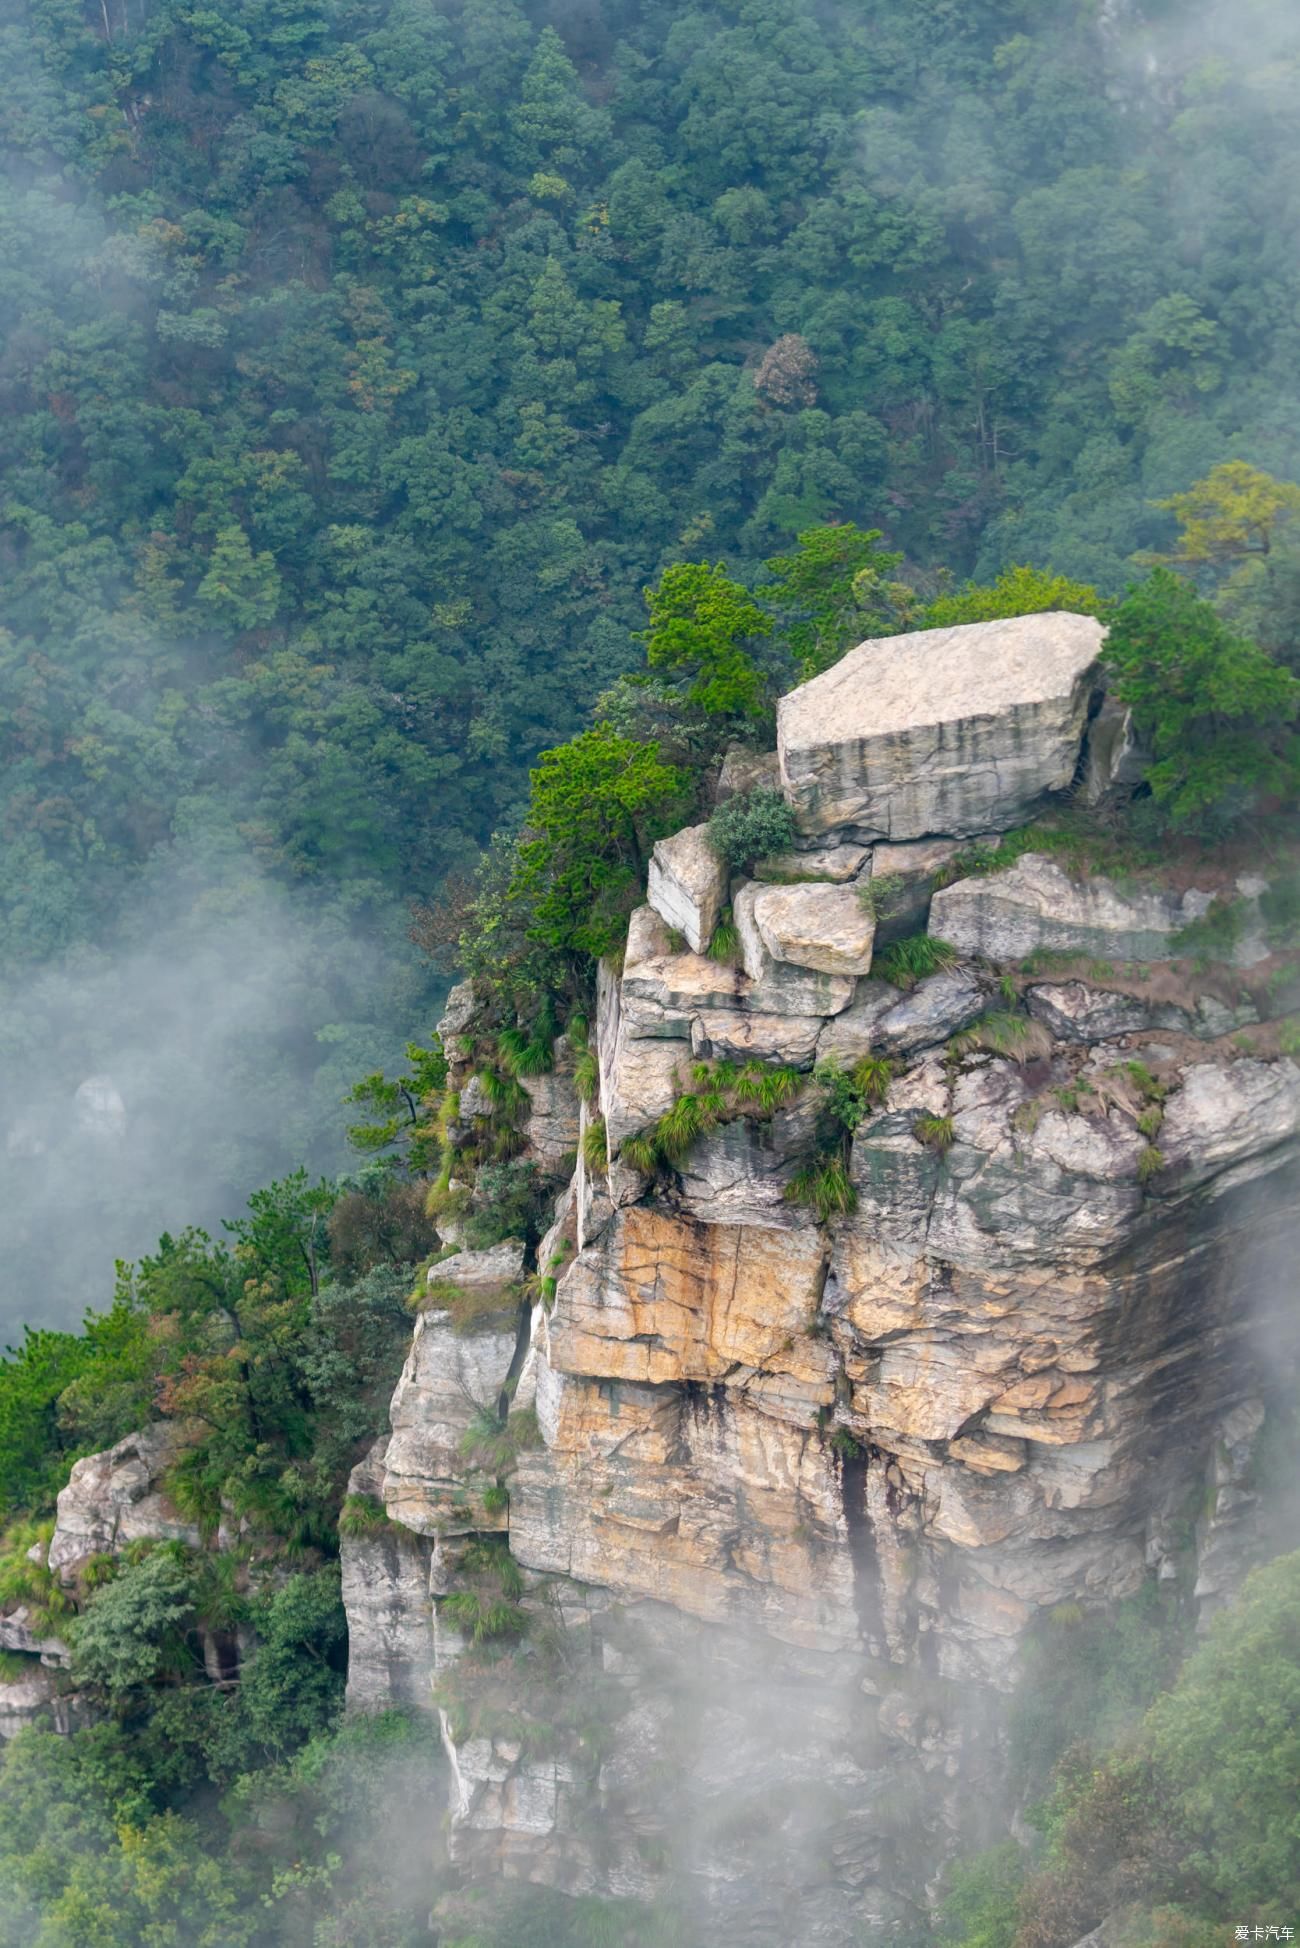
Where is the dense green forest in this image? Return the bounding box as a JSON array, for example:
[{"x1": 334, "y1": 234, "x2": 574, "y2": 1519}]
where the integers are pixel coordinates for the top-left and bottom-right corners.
[{"x1": 5, "y1": 0, "x2": 1300, "y2": 1328}]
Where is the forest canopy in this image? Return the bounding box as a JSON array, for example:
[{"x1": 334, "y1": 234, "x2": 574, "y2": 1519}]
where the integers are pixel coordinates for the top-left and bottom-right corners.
[{"x1": 5, "y1": 0, "x2": 1300, "y2": 1324}]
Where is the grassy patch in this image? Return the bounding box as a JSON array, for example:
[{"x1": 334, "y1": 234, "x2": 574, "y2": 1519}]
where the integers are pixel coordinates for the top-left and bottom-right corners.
[
  {"x1": 949, "y1": 1010, "x2": 1053, "y2": 1063},
  {"x1": 338, "y1": 1493, "x2": 397, "y2": 1540},
  {"x1": 784, "y1": 1155, "x2": 856, "y2": 1219},
  {"x1": 707, "y1": 907, "x2": 741, "y2": 963},
  {"x1": 873, "y1": 932, "x2": 958, "y2": 990},
  {"x1": 913, "y1": 1112, "x2": 956, "y2": 1153}
]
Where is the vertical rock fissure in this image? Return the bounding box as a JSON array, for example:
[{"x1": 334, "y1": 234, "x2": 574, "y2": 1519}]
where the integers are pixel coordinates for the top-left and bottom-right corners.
[{"x1": 838, "y1": 1442, "x2": 886, "y2": 1650}]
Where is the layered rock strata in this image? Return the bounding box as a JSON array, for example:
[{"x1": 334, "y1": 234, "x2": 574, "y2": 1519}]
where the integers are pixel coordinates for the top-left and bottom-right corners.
[{"x1": 334, "y1": 619, "x2": 1299, "y2": 1940}]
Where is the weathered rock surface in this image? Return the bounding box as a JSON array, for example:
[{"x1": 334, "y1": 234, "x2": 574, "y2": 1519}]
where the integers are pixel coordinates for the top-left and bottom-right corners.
[
  {"x1": 337, "y1": 737, "x2": 1300, "y2": 1942},
  {"x1": 49, "y1": 1424, "x2": 200, "y2": 1580},
  {"x1": 521, "y1": 1038, "x2": 581, "y2": 1172},
  {"x1": 866, "y1": 835, "x2": 992, "y2": 942},
  {"x1": 546, "y1": 1206, "x2": 834, "y2": 1421},
  {"x1": 1157, "y1": 1059, "x2": 1300, "y2": 1187},
  {"x1": 433, "y1": 1239, "x2": 526, "y2": 1305},
  {"x1": 1026, "y1": 980, "x2": 1259, "y2": 1043},
  {"x1": 733, "y1": 883, "x2": 857, "y2": 1013},
  {"x1": 929, "y1": 854, "x2": 1251, "y2": 965},
  {"x1": 1081, "y1": 693, "x2": 1146, "y2": 806},
  {"x1": 0, "y1": 1608, "x2": 69, "y2": 1666},
  {"x1": 647, "y1": 822, "x2": 728, "y2": 954},
  {"x1": 754, "y1": 841, "x2": 870, "y2": 884},
  {"x1": 748, "y1": 880, "x2": 876, "y2": 977},
  {"x1": 342, "y1": 1438, "x2": 435, "y2": 1714},
  {"x1": 0, "y1": 1664, "x2": 63, "y2": 1739},
  {"x1": 382, "y1": 1307, "x2": 522, "y2": 1535},
  {"x1": 816, "y1": 969, "x2": 985, "y2": 1064},
  {"x1": 714, "y1": 744, "x2": 780, "y2": 801},
  {"x1": 777, "y1": 612, "x2": 1104, "y2": 839},
  {"x1": 438, "y1": 979, "x2": 478, "y2": 1047},
  {"x1": 670, "y1": 1092, "x2": 821, "y2": 1229}
]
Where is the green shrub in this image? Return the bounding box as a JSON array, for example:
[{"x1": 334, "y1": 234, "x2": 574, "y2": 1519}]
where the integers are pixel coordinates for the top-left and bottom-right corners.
[
  {"x1": 706, "y1": 788, "x2": 797, "y2": 870},
  {"x1": 924, "y1": 564, "x2": 1104, "y2": 630},
  {"x1": 937, "y1": 1840, "x2": 1026, "y2": 1948},
  {"x1": 1170, "y1": 896, "x2": 1246, "y2": 964},
  {"x1": 573, "y1": 1045, "x2": 600, "y2": 1104},
  {"x1": 913, "y1": 1113, "x2": 955, "y2": 1152},
  {"x1": 581, "y1": 1116, "x2": 609, "y2": 1174},
  {"x1": 497, "y1": 1023, "x2": 556, "y2": 1078},
  {"x1": 461, "y1": 1161, "x2": 549, "y2": 1249},
  {"x1": 338, "y1": 1494, "x2": 394, "y2": 1540}
]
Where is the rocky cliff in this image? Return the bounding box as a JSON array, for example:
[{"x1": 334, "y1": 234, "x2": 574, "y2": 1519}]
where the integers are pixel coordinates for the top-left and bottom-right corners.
[
  {"x1": 333, "y1": 613, "x2": 1300, "y2": 1941},
  {"x1": 10, "y1": 614, "x2": 1297, "y2": 1942}
]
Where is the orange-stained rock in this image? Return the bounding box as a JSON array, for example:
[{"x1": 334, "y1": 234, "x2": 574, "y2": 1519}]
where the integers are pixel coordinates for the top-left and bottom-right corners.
[{"x1": 547, "y1": 1205, "x2": 834, "y2": 1422}]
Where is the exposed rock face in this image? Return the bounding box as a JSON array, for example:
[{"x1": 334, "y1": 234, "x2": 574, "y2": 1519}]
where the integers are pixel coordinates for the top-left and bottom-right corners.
[
  {"x1": 1026, "y1": 980, "x2": 1259, "y2": 1043},
  {"x1": 867, "y1": 835, "x2": 994, "y2": 943},
  {"x1": 521, "y1": 1037, "x2": 581, "y2": 1172},
  {"x1": 382, "y1": 1306, "x2": 523, "y2": 1535},
  {"x1": 647, "y1": 823, "x2": 728, "y2": 954},
  {"x1": 748, "y1": 881, "x2": 876, "y2": 977},
  {"x1": 49, "y1": 1425, "x2": 200, "y2": 1580},
  {"x1": 754, "y1": 841, "x2": 870, "y2": 884},
  {"x1": 341, "y1": 1439, "x2": 435, "y2": 1715},
  {"x1": 777, "y1": 612, "x2": 1104, "y2": 839},
  {"x1": 366, "y1": 903, "x2": 1299, "y2": 1937},
  {"x1": 332, "y1": 641, "x2": 1298, "y2": 1943},
  {"x1": 714, "y1": 744, "x2": 780, "y2": 802},
  {"x1": 929, "y1": 854, "x2": 1266, "y2": 966}
]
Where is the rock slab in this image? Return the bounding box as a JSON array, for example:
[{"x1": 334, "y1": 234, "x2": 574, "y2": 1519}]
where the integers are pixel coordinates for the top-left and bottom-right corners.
[{"x1": 777, "y1": 612, "x2": 1104, "y2": 839}]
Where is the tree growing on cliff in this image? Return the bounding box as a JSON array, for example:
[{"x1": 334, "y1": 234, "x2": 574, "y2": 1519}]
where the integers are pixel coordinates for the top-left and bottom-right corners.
[
  {"x1": 765, "y1": 522, "x2": 914, "y2": 676},
  {"x1": 639, "y1": 563, "x2": 772, "y2": 719},
  {"x1": 923, "y1": 564, "x2": 1104, "y2": 629},
  {"x1": 1103, "y1": 569, "x2": 1300, "y2": 832},
  {"x1": 512, "y1": 727, "x2": 691, "y2": 960}
]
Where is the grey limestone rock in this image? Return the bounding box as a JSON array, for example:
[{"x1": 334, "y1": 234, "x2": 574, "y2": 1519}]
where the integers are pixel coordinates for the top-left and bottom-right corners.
[
  {"x1": 1026, "y1": 980, "x2": 1260, "y2": 1044},
  {"x1": 382, "y1": 1306, "x2": 522, "y2": 1535},
  {"x1": 647, "y1": 822, "x2": 729, "y2": 955},
  {"x1": 438, "y1": 979, "x2": 478, "y2": 1043},
  {"x1": 521, "y1": 1039, "x2": 581, "y2": 1173},
  {"x1": 341, "y1": 1438, "x2": 436, "y2": 1714},
  {"x1": 1157, "y1": 1059, "x2": 1300, "y2": 1189},
  {"x1": 929, "y1": 853, "x2": 1220, "y2": 964},
  {"x1": 817, "y1": 969, "x2": 985, "y2": 1063},
  {"x1": 433, "y1": 1239, "x2": 526, "y2": 1304},
  {"x1": 749, "y1": 880, "x2": 876, "y2": 977},
  {"x1": 874, "y1": 968, "x2": 987, "y2": 1056},
  {"x1": 754, "y1": 841, "x2": 871, "y2": 884},
  {"x1": 732, "y1": 883, "x2": 857, "y2": 1014},
  {"x1": 866, "y1": 835, "x2": 993, "y2": 943},
  {"x1": 49, "y1": 1424, "x2": 200, "y2": 1580},
  {"x1": 1081, "y1": 693, "x2": 1146, "y2": 805},
  {"x1": 777, "y1": 612, "x2": 1104, "y2": 839},
  {"x1": 713, "y1": 744, "x2": 781, "y2": 802}
]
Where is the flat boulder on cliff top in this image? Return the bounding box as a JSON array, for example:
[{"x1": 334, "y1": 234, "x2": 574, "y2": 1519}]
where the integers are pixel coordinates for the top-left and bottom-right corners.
[{"x1": 777, "y1": 611, "x2": 1104, "y2": 839}]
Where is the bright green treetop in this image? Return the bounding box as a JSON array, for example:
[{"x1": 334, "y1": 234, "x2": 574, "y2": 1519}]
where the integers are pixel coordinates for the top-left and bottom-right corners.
[
  {"x1": 639, "y1": 562, "x2": 772, "y2": 719},
  {"x1": 923, "y1": 563, "x2": 1104, "y2": 629},
  {"x1": 1103, "y1": 568, "x2": 1300, "y2": 831},
  {"x1": 764, "y1": 523, "x2": 913, "y2": 677},
  {"x1": 512, "y1": 726, "x2": 690, "y2": 960}
]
